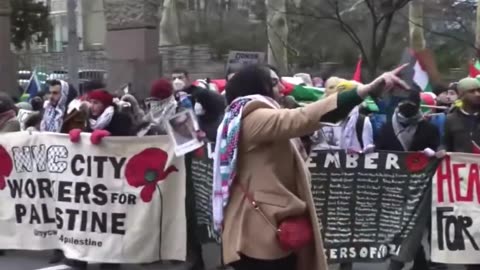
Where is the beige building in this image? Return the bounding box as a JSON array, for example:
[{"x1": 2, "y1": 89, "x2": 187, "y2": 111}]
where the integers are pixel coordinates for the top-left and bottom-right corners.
[
  {"x1": 46, "y1": 0, "x2": 253, "y2": 52},
  {"x1": 48, "y1": 0, "x2": 105, "y2": 51}
]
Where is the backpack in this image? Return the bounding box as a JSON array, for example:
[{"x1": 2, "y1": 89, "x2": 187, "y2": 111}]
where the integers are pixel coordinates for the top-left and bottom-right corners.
[{"x1": 356, "y1": 114, "x2": 366, "y2": 149}]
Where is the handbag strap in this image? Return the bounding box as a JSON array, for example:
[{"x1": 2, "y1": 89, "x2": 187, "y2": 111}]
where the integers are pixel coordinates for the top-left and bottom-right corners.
[{"x1": 237, "y1": 183, "x2": 281, "y2": 233}]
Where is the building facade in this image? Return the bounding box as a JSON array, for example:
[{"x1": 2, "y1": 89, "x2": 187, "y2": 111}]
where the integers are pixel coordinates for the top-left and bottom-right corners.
[
  {"x1": 44, "y1": 0, "x2": 253, "y2": 52},
  {"x1": 48, "y1": 0, "x2": 105, "y2": 52}
]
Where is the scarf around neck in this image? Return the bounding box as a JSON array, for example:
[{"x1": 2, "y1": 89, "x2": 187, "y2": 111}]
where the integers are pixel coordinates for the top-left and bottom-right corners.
[
  {"x1": 212, "y1": 95, "x2": 282, "y2": 232},
  {"x1": 40, "y1": 80, "x2": 69, "y2": 132},
  {"x1": 89, "y1": 106, "x2": 115, "y2": 130},
  {"x1": 392, "y1": 109, "x2": 423, "y2": 151}
]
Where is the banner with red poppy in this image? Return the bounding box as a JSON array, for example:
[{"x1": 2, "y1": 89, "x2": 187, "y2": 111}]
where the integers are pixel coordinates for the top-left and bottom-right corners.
[
  {"x1": 310, "y1": 150, "x2": 437, "y2": 264},
  {"x1": 0, "y1": 132, "x2": 187, "y2": 263},
  {"x1": 431, "y1": 153, "x2": 480, "y2": 264},
  {"x1": 188, "y1": 147, "x2": 439, "y2": 263}
]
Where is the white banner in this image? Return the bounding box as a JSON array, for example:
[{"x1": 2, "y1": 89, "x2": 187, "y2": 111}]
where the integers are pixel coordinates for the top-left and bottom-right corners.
[
  {"x1": 431, "y1": 153, "x2": 480, "y2": 264},
  {"x1": 0, "y1": 132, "x2": 186, "y2": 263}
]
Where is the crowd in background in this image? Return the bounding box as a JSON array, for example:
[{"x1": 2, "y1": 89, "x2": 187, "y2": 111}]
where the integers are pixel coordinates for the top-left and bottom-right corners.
[{"x1": 0, "y1": 64, "x2": 479, "y2": 270}]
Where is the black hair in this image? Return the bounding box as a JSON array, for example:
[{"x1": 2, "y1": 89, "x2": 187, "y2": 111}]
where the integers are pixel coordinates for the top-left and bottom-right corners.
[
  {"x1": 66, "y1": 83, "x2": 78, "y2": 107},
  {"x1": 448, "y1": 82, "x2": 458, "y2": 93},
  {"x1": 264, "y1": 64, "x2": 280, "y2": 77},
  {"x1": 0, "y1": 93, "x2": 15, "y2": 113},
  {"x1": 24, "y1": 112, "x2": 42, "y2": 129},
  {"x1": 172, "y1": 68, "x2": 189, "y2": 78},
  {"x1": 225, "y1": 65, "x2": 243, "y2": 81},
  {"x1": 433, "y1": 84, "x2": 449, "y2": 96},
  {"x1": 225, "y1": 65, "x2": 274, "y2": 104},
  {"x1": 49, "y1": 80, "x2": 62, "y2": 87},
  {"x1": 30, "y1": 96, "x2": 44, "y2": 111}
]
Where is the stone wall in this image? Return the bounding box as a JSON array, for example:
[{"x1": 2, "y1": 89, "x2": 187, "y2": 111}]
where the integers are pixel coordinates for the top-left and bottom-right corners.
[{"x1": 17, "y1": 44, "x2": 227, "y2": 80}]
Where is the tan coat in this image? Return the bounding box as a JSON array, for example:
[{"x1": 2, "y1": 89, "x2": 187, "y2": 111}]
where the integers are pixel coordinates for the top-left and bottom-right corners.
[{"x1": 222, "y1": 94, "x2": 339, "y2": 270}]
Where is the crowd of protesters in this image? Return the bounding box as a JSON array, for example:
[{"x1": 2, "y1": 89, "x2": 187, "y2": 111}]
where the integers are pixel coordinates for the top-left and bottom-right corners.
[{"x1": 0, "y1": 64, "x2": 479, "y2": 270}]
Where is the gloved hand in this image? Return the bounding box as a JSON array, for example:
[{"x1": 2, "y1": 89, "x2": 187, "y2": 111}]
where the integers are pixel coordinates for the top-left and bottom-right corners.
[
  {"x1": 90, "y1": 130, "x2": 111, "y2": 145},
  {"x1": 422, "y1": 148, "x2": 436, "y2": 157},
  {"x1": 363, "y1": 144, "x2": 376, "y2": 154},
  {"x1": 435, "y1": 150, "x2": 447, "y2": 159},
  {"x1": 69, "y1": 129, "x2": 82, "y2": 143}
]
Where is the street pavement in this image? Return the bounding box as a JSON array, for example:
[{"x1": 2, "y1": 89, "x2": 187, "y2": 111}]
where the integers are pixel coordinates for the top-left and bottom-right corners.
[{"x1": 0, "y1": 245, "x2": 466, "y2": 270}]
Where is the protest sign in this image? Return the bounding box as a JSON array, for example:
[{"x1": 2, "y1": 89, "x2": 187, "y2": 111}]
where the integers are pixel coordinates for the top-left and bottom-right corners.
[
  {"x1": 309, "y1": 150, "x2": 437, "y2": 263},
  {"x1": 0, "y1": 132, "x2": 186, "y2": 263},
  {"x1": 226, "y1": 50, "x2": 265, "y2": 71},
  {"x1": 431, "y1": 153, "x2": 480, "y2": 264}
]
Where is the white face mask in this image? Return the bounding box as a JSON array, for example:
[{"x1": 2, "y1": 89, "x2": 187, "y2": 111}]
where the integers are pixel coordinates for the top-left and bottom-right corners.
[
  {"x1": 173, "y1": 79, "x2": 186, "y2": 91},
  {"x1": 194, "y1": 102, "x2": 205, "y2": 115}
]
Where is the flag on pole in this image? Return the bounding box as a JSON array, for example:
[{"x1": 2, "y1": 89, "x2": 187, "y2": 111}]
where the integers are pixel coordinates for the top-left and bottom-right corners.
[
  {"x1": 25, "y1": 69, "x2": 41, "y2": 98},
  {"x1": 469, "y1": 59, "x2": 480, "y2": 78},
  {"x1": 397, "y1": 49, "x2": 436, "y2": 92},
  {"x1": 353, "y1": 57, "x2": 362, "y2": 82},
  {"x1": 289, "y1": 85, "x2": 324, "y2": 102}
]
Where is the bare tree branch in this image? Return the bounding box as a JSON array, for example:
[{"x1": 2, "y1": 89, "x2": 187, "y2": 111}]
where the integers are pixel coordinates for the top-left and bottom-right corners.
[{"x1": 398, "y1": 11, "x2": 477, "y2": 49}]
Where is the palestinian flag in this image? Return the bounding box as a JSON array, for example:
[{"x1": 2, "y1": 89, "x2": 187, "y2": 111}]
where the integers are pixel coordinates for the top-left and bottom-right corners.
[
  {"x1": 469, "y1": 59, "x2": 480, "y2": 78},
  {"x1": 289, "y1": 85, "x2": 324, "y2": 102},
  {"x1": 400, "y1": 49, "x2": 433, "y2": 92}
]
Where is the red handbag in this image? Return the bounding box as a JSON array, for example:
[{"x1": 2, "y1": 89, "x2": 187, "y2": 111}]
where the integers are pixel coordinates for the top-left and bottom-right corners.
[{"x1": 239, "y1": 184, "x2": 314, "y2": 251}]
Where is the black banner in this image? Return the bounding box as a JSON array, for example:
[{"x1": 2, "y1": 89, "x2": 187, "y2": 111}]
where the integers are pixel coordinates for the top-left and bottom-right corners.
[
  {"x1": 311, "y1": 150, "x2": 436, "y2": 263},
  {"x1": 187, "y1": 144, "x2": 220, "y2": 244},
  {"x1": 189, "y1": 147, "x2": 437, "y2": 263}
]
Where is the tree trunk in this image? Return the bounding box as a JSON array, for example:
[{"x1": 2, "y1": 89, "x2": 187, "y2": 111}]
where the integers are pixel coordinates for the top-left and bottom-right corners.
[
  {"x1": 159, "y1": 0, "x2": 180, "y2": 46},
  {"x1": 266, "y1": 0, "x2": 288, "y2": 74},
  {"x1": 409, "y1": 0, "x2": 425, "y2": 51}
]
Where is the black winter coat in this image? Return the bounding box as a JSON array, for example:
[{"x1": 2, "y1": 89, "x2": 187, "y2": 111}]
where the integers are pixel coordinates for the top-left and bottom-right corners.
[
  {"x1": 376, "y1": 120, "x2": 440, "y2": 152},
  {"x1": 87, "y1": 111, "x2": 133, "y2": 136}
]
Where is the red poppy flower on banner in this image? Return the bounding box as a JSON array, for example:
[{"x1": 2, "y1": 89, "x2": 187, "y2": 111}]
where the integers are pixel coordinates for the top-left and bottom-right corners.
[
  {"x1": 405, "y1": 152, "x2": 429, "y2": 173},
  {"x1": 0, "y1": 145, "x2": 13, "y2": 190},
  {"x1": 125, "y1": 148, "x2": 178, "y2": 202}
]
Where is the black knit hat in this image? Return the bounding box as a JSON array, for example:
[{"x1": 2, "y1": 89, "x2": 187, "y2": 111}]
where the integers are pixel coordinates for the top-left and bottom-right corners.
[
  {"x1": 0, "y1": 94, "x2": 15, "y2": 114},
  {"x1": 405, "y1": 91, "x2": 421, "y2": 107}
]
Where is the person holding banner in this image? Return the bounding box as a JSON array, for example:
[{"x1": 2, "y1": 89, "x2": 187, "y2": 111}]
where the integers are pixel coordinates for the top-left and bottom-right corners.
[
  {"x1": 67, "y1": 89, "x2": 133, "y2": 269},
  {"x1": 444, "y1": 77, "x2": 480, "y2": 155},
  {"x1": 375, "y1": 90, "x2": 443, "y2": 270},
  {"x1": 443, "y1": 77, "x2": 480, "y2": 270},
  {"x1": 376, "y1": 90, "x2": 440, "y2": 153},
  {"x1": 213, "y1": 64, "x2": 408, "y2": 270}
]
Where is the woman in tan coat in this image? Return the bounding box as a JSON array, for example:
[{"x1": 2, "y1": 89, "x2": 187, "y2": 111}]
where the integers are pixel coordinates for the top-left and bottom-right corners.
[{"x1": 212, "y1": 65, "x2": 408, "y2": 270}]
